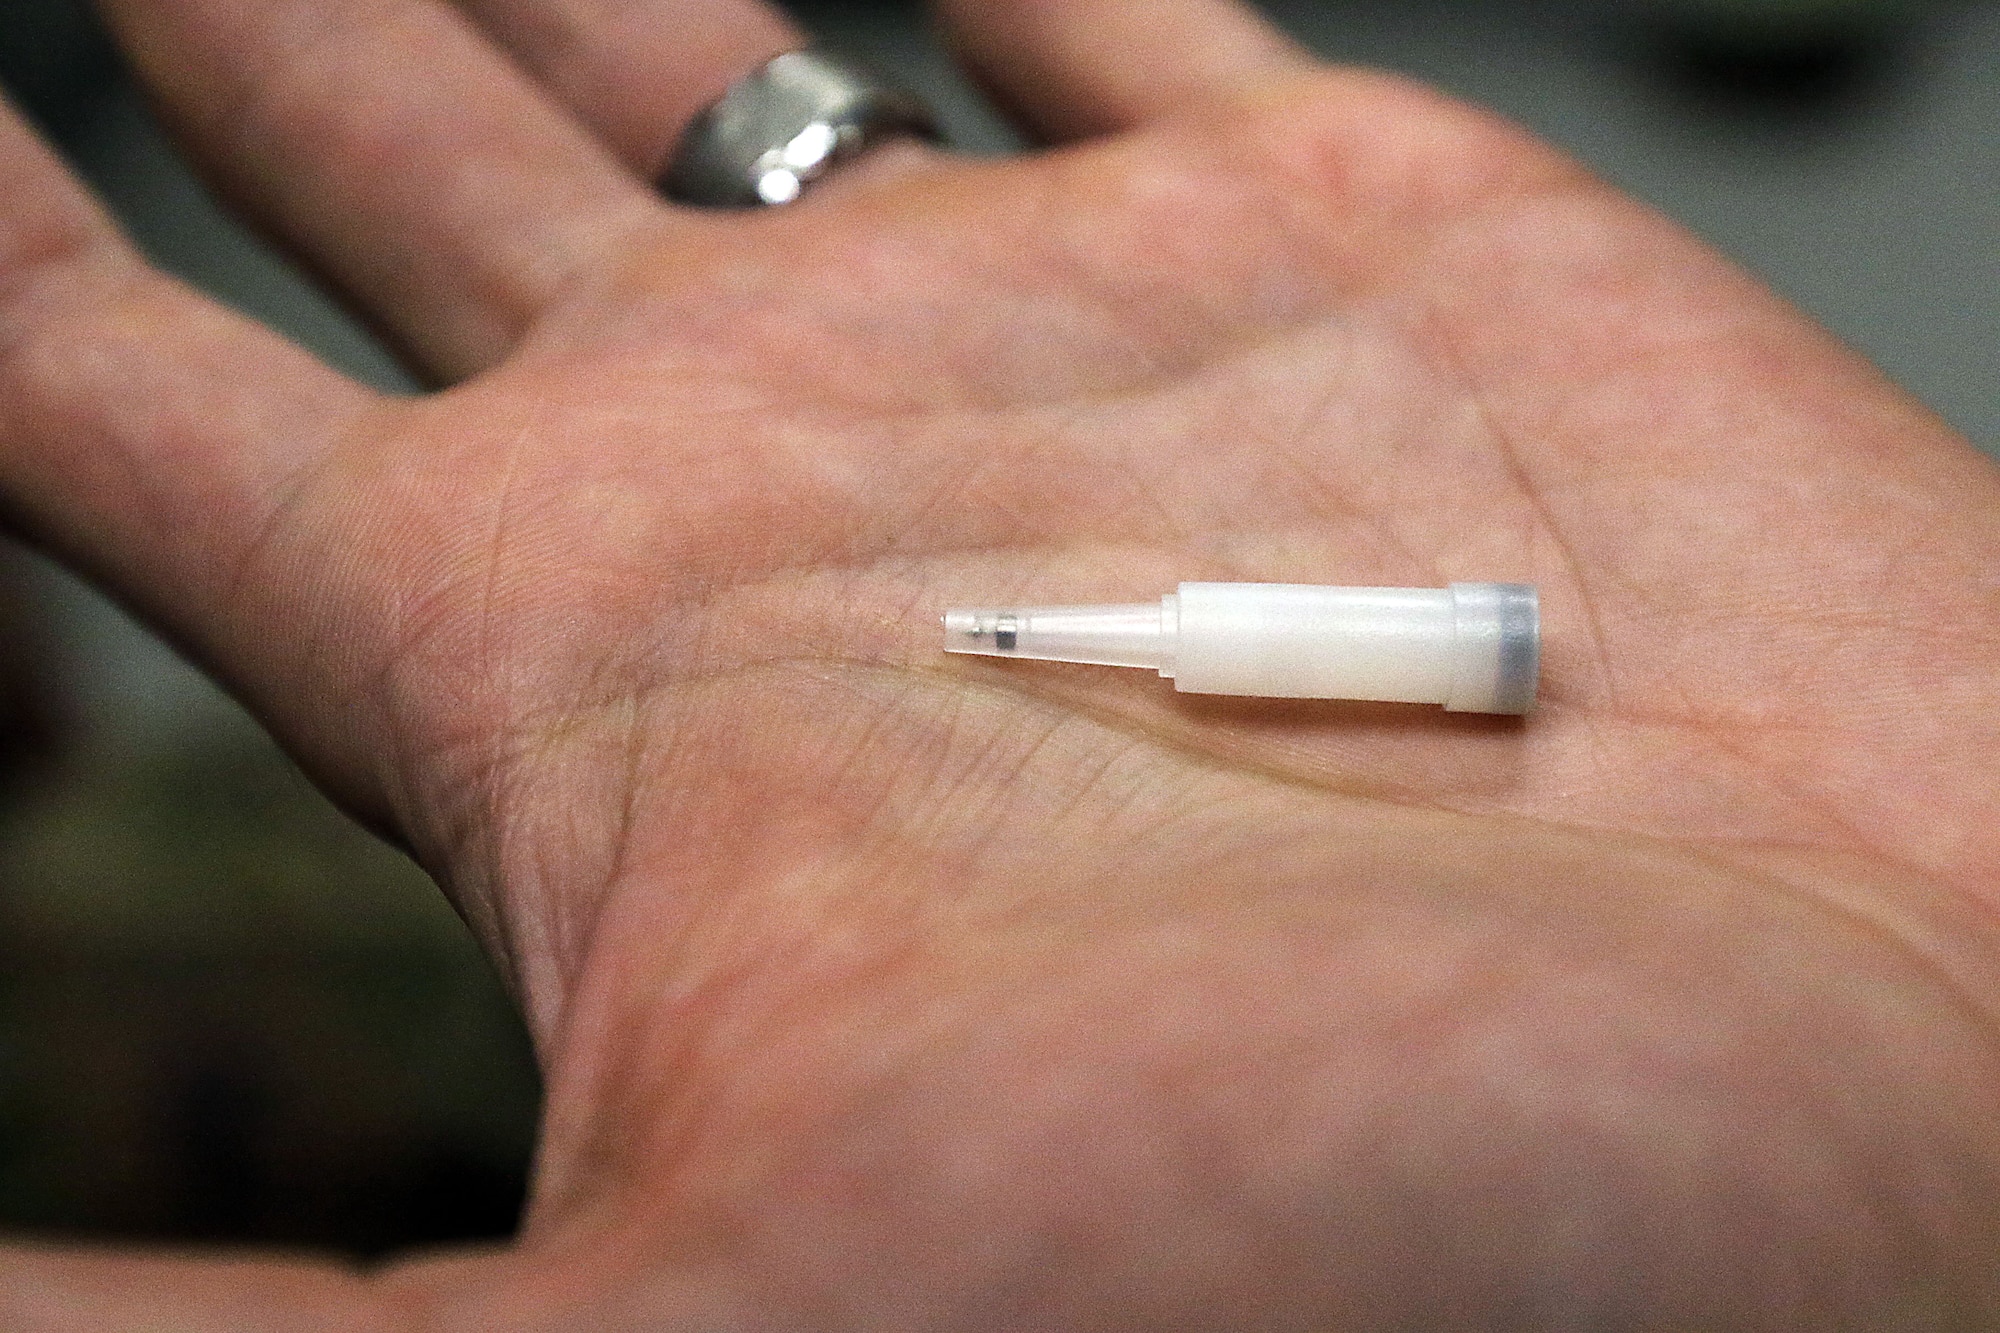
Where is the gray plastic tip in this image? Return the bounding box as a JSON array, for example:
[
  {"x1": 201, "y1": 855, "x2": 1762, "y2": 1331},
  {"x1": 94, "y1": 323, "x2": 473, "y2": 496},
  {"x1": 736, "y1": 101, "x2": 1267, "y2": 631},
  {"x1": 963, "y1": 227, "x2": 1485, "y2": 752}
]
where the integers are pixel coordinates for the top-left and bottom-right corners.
[{"x1": 1445, "y1": 582, "x2": 1540, "y2": 715}]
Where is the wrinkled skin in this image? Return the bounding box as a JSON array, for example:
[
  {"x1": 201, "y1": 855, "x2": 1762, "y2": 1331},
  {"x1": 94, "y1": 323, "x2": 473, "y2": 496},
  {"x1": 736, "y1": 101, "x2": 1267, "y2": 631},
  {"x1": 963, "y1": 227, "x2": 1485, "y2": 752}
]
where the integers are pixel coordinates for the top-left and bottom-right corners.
[{"x1": 2, "y1": 0, "x2": 1997, "y2": 1326}]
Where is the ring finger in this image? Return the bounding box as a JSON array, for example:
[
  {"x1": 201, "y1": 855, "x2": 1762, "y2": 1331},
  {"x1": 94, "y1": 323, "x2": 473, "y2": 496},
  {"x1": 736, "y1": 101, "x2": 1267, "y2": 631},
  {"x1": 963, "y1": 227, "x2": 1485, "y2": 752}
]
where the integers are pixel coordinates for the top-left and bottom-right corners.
[{"x1": 454, "y1": 0, "x2": 807, "y2": 180}]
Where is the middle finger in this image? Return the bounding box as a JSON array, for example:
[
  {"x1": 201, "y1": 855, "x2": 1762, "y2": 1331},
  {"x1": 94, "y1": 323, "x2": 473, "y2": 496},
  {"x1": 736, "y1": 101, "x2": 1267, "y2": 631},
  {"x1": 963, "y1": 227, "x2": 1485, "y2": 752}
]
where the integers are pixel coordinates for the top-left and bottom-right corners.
[{"x1": 98, "y1": 0, "x2": 667, "y2": 380}]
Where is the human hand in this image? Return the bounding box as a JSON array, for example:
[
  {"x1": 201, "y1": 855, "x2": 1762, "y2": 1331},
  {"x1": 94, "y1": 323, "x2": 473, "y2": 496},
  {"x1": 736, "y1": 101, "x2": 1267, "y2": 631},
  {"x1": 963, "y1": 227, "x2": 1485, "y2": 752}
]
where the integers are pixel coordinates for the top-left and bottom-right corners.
[{"x1": 3, "y1": 0, "x2": 1998, "y2": 1325}]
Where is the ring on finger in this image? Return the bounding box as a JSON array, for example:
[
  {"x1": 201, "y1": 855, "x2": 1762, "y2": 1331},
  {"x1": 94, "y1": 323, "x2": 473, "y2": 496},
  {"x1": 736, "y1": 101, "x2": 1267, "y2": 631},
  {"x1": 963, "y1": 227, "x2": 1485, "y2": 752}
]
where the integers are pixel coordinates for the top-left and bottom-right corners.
[{"x1": 661, "y1": 49, "x2": 941, "y2": 208}]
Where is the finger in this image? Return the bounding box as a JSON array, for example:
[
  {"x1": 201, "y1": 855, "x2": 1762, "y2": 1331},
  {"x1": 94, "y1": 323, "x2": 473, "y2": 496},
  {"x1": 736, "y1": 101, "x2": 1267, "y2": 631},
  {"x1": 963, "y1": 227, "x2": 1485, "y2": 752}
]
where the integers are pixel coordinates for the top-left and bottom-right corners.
[
  {"x1": 454, "y1": 0, "x2": 804, "y2": 179},
  {"x1": 95, "y1": 0, "x2": 664, "y2": 381},
  {"x1": 933, "y1": 0, "x2": 1311, "y2": 142},
  {"x1": 0, "y1": 99, "x2": 383, "y2": 798},
  {"x1": 0, "y1": 1238, "x2": 735, "y2": 1330},
  {"x1": 0, "y1": 1242, "x2": 393, "y2": 1332}
]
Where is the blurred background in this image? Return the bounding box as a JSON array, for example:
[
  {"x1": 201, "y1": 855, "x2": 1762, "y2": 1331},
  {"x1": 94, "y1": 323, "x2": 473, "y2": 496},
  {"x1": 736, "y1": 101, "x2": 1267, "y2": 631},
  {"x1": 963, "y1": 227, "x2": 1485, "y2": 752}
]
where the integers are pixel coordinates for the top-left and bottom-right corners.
[{"x1": 1, "y1": 0, "x2": 1994, "y2": 1259}]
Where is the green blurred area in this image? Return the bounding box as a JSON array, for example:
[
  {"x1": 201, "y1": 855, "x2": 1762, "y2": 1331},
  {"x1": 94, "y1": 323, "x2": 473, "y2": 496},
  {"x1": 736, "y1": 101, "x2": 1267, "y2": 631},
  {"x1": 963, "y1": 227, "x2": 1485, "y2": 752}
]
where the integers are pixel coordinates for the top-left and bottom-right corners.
[{"x1": 0, "y1": 722, "x2": 539, "y2": 1254}]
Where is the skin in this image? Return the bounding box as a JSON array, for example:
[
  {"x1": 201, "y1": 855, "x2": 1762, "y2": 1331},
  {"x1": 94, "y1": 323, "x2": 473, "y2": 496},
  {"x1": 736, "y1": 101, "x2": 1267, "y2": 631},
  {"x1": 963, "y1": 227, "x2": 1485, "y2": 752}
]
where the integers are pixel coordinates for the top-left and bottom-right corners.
[{"x1": 2, "y1": 0, "x2": 1998, "y2": 1325}]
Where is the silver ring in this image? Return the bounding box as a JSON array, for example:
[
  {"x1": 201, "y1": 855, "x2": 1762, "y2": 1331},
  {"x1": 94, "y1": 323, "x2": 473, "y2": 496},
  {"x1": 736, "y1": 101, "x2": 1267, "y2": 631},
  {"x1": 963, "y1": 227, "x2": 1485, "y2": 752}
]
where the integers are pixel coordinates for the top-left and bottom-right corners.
[{"x1": 661, "y1": 50, "x2": 940, "y2": 208}]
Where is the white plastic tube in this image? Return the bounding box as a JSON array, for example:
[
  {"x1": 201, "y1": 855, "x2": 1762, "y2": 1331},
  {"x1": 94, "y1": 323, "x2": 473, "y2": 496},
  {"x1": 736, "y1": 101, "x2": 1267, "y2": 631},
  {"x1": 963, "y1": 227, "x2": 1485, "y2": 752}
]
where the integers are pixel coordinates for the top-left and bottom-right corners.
[{"x1": 941, "y1": 582, "x2": 1539, "y2": 714}]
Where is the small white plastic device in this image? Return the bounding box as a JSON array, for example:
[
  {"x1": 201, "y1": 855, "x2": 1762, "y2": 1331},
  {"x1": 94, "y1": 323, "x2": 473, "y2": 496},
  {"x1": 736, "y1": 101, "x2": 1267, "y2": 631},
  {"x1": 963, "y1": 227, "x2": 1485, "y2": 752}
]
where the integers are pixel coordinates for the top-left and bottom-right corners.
[{"x1": 942, "y1": 582, "x2": 1540, "y2": 715}]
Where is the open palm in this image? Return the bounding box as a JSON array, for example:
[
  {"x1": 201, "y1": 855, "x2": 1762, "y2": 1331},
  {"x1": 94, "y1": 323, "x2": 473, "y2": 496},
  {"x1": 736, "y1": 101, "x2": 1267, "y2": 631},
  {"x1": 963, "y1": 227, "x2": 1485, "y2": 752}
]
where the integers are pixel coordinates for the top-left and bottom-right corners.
[{"x1": 4, "y1": 0, "x2": 1998, "y2": 1325}]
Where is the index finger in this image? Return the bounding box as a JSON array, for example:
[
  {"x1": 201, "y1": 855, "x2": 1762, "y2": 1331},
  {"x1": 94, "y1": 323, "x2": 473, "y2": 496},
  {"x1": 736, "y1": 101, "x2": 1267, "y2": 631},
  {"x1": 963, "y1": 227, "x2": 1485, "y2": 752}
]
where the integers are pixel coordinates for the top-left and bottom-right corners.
[{"x1": 0, "y1": 97, "x2": 386, "y2": 800}]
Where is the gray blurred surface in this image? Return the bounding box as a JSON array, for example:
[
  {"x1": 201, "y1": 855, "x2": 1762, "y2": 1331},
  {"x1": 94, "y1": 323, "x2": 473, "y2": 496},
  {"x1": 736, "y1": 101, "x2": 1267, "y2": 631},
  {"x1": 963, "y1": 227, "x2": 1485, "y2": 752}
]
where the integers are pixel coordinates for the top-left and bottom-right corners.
[{"x1": 1265, "y1": 0, "x2": 1999, "y2": 458}]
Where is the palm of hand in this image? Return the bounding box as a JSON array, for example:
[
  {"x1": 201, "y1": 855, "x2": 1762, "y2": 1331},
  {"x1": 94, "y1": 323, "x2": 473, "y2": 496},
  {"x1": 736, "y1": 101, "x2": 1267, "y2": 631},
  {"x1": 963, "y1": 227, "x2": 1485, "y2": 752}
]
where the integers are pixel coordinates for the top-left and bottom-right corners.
[
  {"x1": 11, "y1": 42, "x2": 2000, "y2": 1328},
  {"x1": 248, "y1": 76, "x2": 1996, "y2": 1320}
]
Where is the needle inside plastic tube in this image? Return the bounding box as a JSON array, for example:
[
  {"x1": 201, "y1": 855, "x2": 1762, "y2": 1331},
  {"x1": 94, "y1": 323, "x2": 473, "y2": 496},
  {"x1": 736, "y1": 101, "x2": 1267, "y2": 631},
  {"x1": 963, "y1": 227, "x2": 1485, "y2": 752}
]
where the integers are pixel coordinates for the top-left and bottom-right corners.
[{"x1": 942, "y1": 582, "x2": 1539, "y2": 715}]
